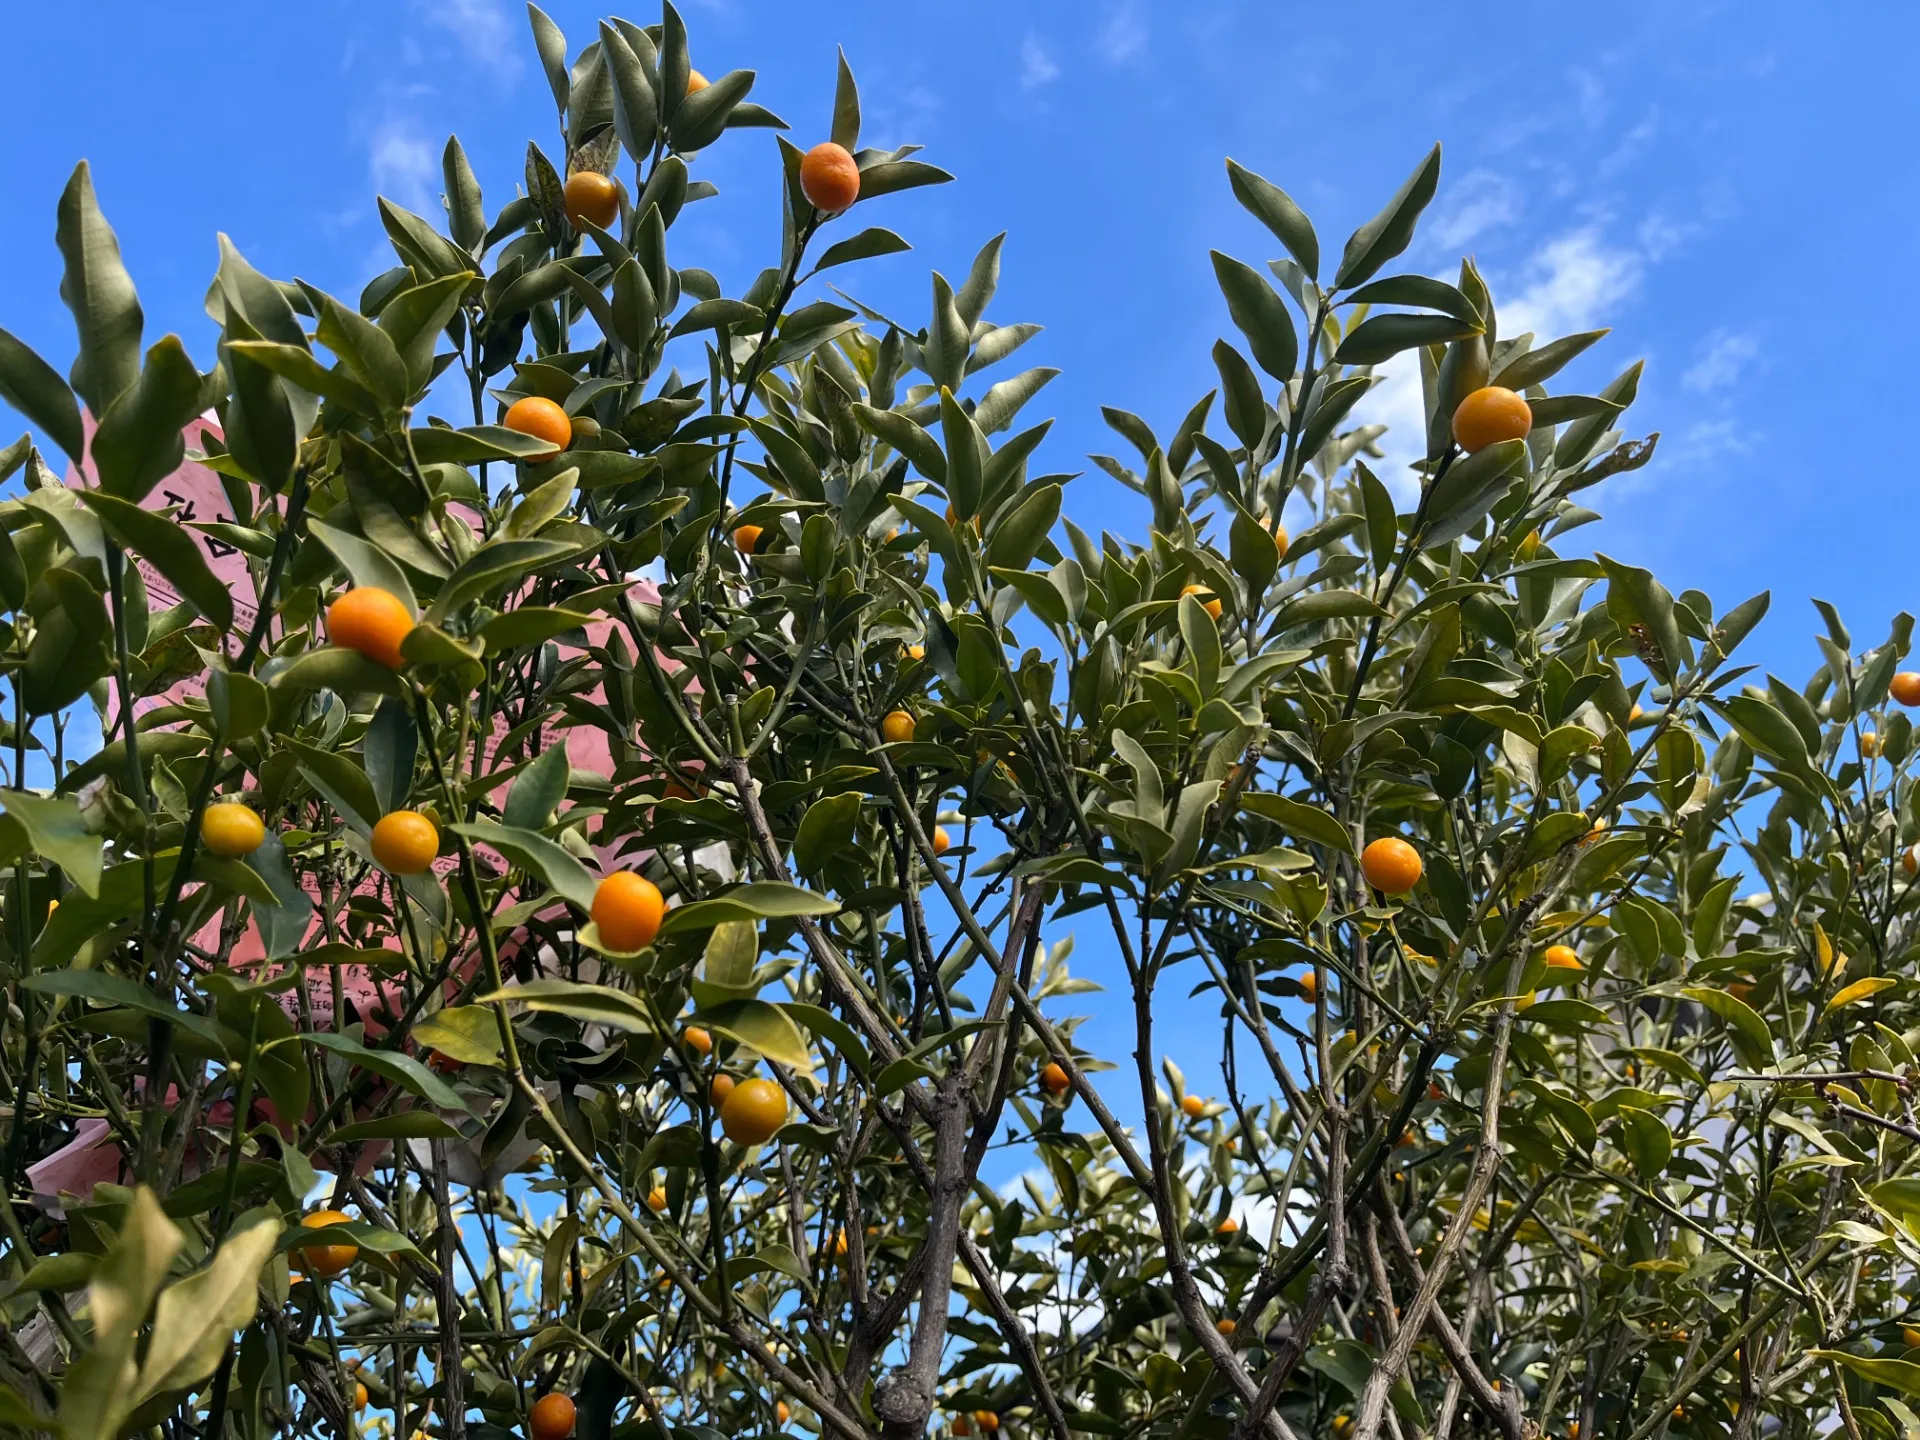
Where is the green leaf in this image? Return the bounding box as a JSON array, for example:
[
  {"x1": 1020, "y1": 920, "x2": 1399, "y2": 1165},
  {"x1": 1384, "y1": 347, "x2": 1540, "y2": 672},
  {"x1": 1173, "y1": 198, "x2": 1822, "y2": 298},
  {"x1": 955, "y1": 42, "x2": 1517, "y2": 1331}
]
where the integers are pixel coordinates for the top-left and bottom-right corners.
[
  {"x1": 1224, "y1": 159, "x2": 1317, "y2": 277},
  {"x1": 313, "y1": 292, "x2": 408, "y2": 409},
  {"x1": 1810, "y1": 1350, "x2": 1920, "y2": 1399},
  {"x1": 503, "y1": 743, "x2": 571, "y2": 831},
  {"x1": 793, "y1": 792, "x2": 861, "y2": 877},
  {"x1": 1680, "y1": 985, "x2": 1773, "y2": 1067},
  {"x1": 1334, "y1": 143, "x2": 1442, "y2": 290},
  {"x1": 1421, "y1": 439, "x2": 1528, "y2": 550},
  {"x1": 308, "y1": 517, "x2": 418, "y2": 619},
  {"x1": 1493, "y1": 328, "x2": 1611, "y2": 390},
  {"x1": 223, "y1": 339, "x2": 380, "y2": 418},
  {"x1": 16, "y1": 1249, "x2": 98, "y2": 1294},
  {"x1": 56, "y1": 160, "x2": 144, "y2": 416},
  {"x1": 814, "y1": 227, "x2": 910, "y2": 274},
  {"x1": 697, "y1": 998, "x2": 814, "y2": 1073},
  {"x1": 0, "y1": 789, "x2": 102, "y2": 897},
  {"x1": 288, "y1": 739, "x2": 380, "y2": 833},
  {"x1": 1333, "y1": 313, "x2": 1480, "y2": 366},
  {"x1": 985, "y1": 482, "x2": 1061, "y2": 571},
  {"x1": 601, "y1": 22, "x2": 659, "y2": 159},
  {"x1": 57, "y1": 1187, "x2": 179, "y2": 1440},
  {"x1": 478, "y1": 978, "x2": 655, "y2": 1033},
  {"x1": 408, "y1": 424, "x2": 562, "y2": 465},
  {"x1": 1210, "y1": 252, "x2": 1298, "y2": 382},
  {"x1": 268, "y1": 646, "x2": 403, "y2": 699},
  {"x1": 448, "y1": 820, "x2": 597, "y2": 911},
  {"x1": 658, "y1": 883, "x2": 840, "y2": 935},
  {"x1": 24, "y1": 567, "x2": 110, "y2": 715},
  {"x1": 0, "y1": 326, "x2": 85, "y2": 462},
  {"x1": 479, "y1": 605, "x2": 592, "y2": 652},
  {"x1": 410, "y1": 1006, "x2": 505, "y2": 1069},
  {"x1": 831, "y1": 48, "x2": 862, "y2": 149},
  {"x1": 207, "y1": 668, "x2": 269, "y2": 739},
  {"x1": 323, "y1": 1112, "x2": 465, "y2": 1145},
  {"x1": 1599, "y1": 552, "x2": 1688, "y2": 680},
  {"x1": 1239, "y1": 793, "x2": 1355, "y2": 857},
  {"x1": 79, "y1": 490, "x2": 231, "y2": 630},
  {"x1": 132, "y1": 1211, "x2": 280, "y2": 1407},
  {"x1": 853, "y1": 403, "x2": 945, "y2": 482},
  {"x1": 784, "y1": 1001, "x2": 871, "y2": 1079},
  {"x1": 427, "y1": 538, "x2": 578, "y2": 624},
  {"x1": 300, "y1": 1031, "x2": 464, "y2": 1110},
  {"x1": 1344, "y1": 275, "x2": 1481, "y2": 324},
  {"x1": 1615, "y1": 1108, "x2": 1671, "y2": 1180},
  {"x1": 854, "y1": 160, "x2": 954, "y2": 201},
  {"x1": 89, "y1": 335, "x2": 203, "y2": 504}
]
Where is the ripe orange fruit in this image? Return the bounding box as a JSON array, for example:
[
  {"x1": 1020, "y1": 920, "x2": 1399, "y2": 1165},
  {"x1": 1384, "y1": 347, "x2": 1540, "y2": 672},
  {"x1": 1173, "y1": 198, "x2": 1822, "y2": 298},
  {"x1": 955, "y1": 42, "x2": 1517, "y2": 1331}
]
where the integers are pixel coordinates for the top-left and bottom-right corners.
[
  {"x1": 799, "y1": 142, "x2": 861, "y2": 213},
  {"x1": 686, "y1": 69, "x2": 710, "y2": 95},
  {"x1": 1181, "y1": 583, "x2": 1223, "y2": 621},
  {"x1": 684, "y1": 1026, "x2": 713, "y2": 1056},
  {"x1": 954, "y1": 1417, "x2": 974, "y2": 1438},
  {"x1": 503, "y1": 395, "x2": 572, "y2": 451},
  {"x1": 777, "y1": 1402, "x2": 791, "y2": 1426},
  {"x1": 1215, "y1": 1318, "x2": 1237, "y2": 1337},
  {"x1": 931, "y1": 826, "x2": 952, "y2": 857},
  {"x1": 711, "y1": 1073, "x2": 737, "y2": 1106},
  {"x1": 202, "y1": 801, "x2": 266, "y2": 858},
  {"x1": 1862, "y1": 732, "x2": 1881, "y2": 758},
  {"x1": 881, "y1": 710, "x2": 917, "y2": 744},
  {"x1": 327, "y1": 587, "x2": 413, "y2": 670},
  {"x1": 1361, "y1": 836, "x2": 1422, "y2": 894},
  {"x1": 647, "y1": 1186, "x2": 668, "y2": 1212},
  {"x1": 832, "y1": 1228, "x2": 849, "y2": 1257},
  {"x1": 1893, "y1": 673, "x2": 1920, "y2": 706},
  {"x1": 1515, "y1": 990, "x2": 1537, "y2": 1011},
  {"x1": 1267, "y1": 516, "x2": 1289, "y2": 558},
  {"x1": 1040, "y1": 1061, "x2": 1070, "y2": 1096},
  {"x1": 1295, "y1": 970, "x2": 1318, "y2": 1001},
  {"x1": 1216, "y1": 1216, "x2": 1239, "y2": 1234},
  {"x1": 1181, "y1": 1094, "x2": 1206, "y2": 1119},
  {"x1": 1905, "y1": 846, "x2": 1918, "y2": 878},
  {"x1": 531, "y1": 1392, "x2": 576, "y2": 1440},
  {"x1": 1517, "y1": 528, "x2": 1542, "y2": 563},
  {"x1": 1543, "y1": 944, "x2": 1584, "y2": 971},
  {"x1": 1726, "y1": 981, "x2": 1754, "y2": 1003},
  {"x1": 733, "y1": 523, "x2": 764, "y2": 555},
  {"x1": 563, "y1": 171, "x2": 620, "y2": 231},
  {"x1": 906, "y1": 643, "x2": 926, "y2": 661},
  {"x1": 974, "y1": 1412, "x2": 1001, "y2": 1433},
  {"x1": 297, "y1": 1210, "x2": 358, "y2": 1279},
  {"x1": 1903, "y1": 1324, "x2": 1920, "y2": 1350},
  {"x1": 1451, "y1": 386, "x2": 1532, "y2": 452},
  {"x1": 355, "y1": 1381, "x2": 369, "y2": 1411},
  {"x1": 371, "y1": 810, "x2": 438, "y2": 874},
  {"x1": 720, "y1": 1077, "x2": 789, "y2": 1145},
  {"x1": 592, "y1": 871, "x2": 664, "y2": 952}
]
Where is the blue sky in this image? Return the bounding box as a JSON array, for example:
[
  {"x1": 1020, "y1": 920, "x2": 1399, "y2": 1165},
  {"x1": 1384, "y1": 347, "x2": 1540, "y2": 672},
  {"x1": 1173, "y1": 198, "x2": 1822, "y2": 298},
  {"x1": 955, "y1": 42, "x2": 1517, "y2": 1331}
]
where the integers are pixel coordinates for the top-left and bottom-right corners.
[{"x1": 2, "y1": 1, "x2": 1917, "y2": 1126}]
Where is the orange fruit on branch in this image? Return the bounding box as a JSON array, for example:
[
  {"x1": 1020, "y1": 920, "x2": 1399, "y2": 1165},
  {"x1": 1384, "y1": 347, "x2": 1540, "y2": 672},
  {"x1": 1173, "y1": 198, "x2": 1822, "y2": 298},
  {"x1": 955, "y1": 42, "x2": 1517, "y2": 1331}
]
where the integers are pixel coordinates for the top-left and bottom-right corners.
[
  {"x1": 1216, "y1": 1216, "x2": 1239, "y2": 1234},
  {"x1": 1543, "y1": 944, "x2": 1584, "y2": 971},
  {"x1": 1215, "y1": 1318, "x2": 1237, "y2": 1337},
  {"x1": 710, "y1": 1073, "x2": 737, "y2": 1105},
  {"x1": 686, "y1": 69, "x2": 709, "y2": 95},
  {"x1": 1361, "y1": 836, "x2": 1422, "y2": 894},
  {"x1": 503, "y1": 395, "x2": 572, "y2": 451},
  {"x1": 733, "y1": 523, "x2": 764, "y2": 555},
  {"x1": 371, "y1": 810, "x2": 439, "y2": 875},
  {"x1": 296, "y1": 1209, "x2": 358, "y2": 1279},
  {"x1": 592, "y1": 871, "x2": 664, "y2": 952},
  {"x1": 1892, "y1": 672, "x2": 1920, "y2": 707},
  {"x1": 880, "y1": 710, "x2": 917, "y2": 744},
  {"x1": 202, "y1": 801, "x2": 266, "y2": 858},
  {"x1": 720, "y1": 1076, "x2": 789, "y2": 1145},
  {"x1": 647, "y1": 1186, "x2": 668, "y2": 1212},
  {"x1": 531, "y1": 1392, "x2": 577, "y2": 1440},
  {"x1": 327, "y1": 587, "x2": 413, "y2": 670},
  {"x1": 799, "y1": 142, "x2": 860, "y2": 214},
  {"x1": 684, "y1": 1025, "x2": 713, "y2": 1056},
  {"x1": 1040, "y1": 1061, "x2": 1070, "y2": 1097},
  {"x1": 562, "y1": 171, "x2": 620, "y2": 231},
  {"x1": 931, "y1": 826, "x2": 952, "y2": 857},
  {"x1": 1450, "y1": 386, "x2": 1532, "y2": 452},
  {"x1": 1181, "y1": 583, "x2": 1222, "y2": 621},
  {"x1": 1180, "y1": 1094, "x2": 1205, "y2": 1118}
]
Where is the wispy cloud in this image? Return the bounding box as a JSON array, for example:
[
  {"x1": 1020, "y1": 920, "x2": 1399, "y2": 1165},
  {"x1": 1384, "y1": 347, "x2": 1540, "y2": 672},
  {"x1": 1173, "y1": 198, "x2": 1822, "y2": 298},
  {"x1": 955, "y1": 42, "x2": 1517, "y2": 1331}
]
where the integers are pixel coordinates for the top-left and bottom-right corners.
[
  {"x1": 1502, "y1": 229, "x2": 1643, "y2": 340},
  {"x1": 1097, "y1": 1, "x2": 1147, "y2": 64},
  {"x1": 1683, "y1": 329, "x2": 1760, "y2": 393},
  {"x1": 417, "y1": 0, "x2": 523, "y2": 77},
  {"x1": 1020, "y1": 35, "x2": 1061, "y2": 90},
  {"x1": 369, "y1": 117, "x2": 438, "y2": 214},
  {"x1": 1429, "y1": 170, "x2": 1520, "y2": 250}
]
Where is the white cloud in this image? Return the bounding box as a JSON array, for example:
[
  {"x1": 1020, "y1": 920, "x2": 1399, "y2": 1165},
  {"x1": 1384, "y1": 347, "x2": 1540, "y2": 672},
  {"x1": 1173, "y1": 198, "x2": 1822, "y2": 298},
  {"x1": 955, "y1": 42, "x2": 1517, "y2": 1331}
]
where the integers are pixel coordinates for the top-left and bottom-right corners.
[
  {"x1": 1636, "y1": 213, "x2": 1697, "y2": 262},
  {"x1": 1501, "y1": 229, "x2": 1643, "y2": 340},
  {"x1": 1020, "y1": 35, "x2": 1061, "y2": 90},
  {"x1": 1429, "y1": 170, "x2": 1520, "y2": 250},
  {"x1": 1664, "y1": 418, "x2": 1755, "y2": 471},
  {"x1": 417, "y1": 0, "x2": 523, "y2": 77},
  {"x1": 369, "y1": 118, "x2": 438, "y2": 214},
  {"x1": 1097, "y1": 1, "x2": 1147, "y2": 64},
  {"x1": 1683, "y1": 329, "x2": 1760, "y2": 393}
]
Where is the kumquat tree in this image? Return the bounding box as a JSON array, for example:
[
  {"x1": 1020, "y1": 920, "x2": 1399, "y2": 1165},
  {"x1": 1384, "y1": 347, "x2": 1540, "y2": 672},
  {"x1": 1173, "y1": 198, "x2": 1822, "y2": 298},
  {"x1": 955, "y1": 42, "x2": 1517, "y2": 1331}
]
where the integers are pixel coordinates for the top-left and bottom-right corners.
[{"x1": 5, "y1": 7, "x2": 1920, "y2": 1440}]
